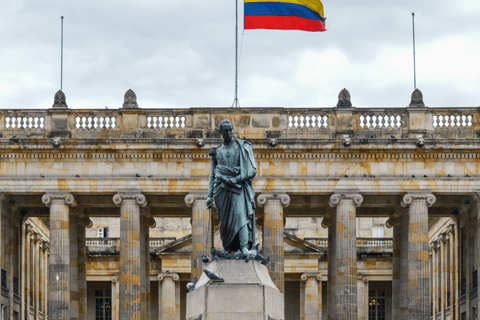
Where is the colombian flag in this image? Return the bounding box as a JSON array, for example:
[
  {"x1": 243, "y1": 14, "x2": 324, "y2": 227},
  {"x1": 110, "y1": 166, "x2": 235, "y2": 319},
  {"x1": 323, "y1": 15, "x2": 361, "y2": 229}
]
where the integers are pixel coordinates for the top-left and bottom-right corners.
[{"x1": 244, "y1": 0, "x2": 326, "y2": 32}]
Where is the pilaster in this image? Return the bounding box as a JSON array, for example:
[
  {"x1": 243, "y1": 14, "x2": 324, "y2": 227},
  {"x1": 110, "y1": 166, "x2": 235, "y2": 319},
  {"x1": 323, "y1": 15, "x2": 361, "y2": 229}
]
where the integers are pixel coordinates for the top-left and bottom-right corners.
[
  {"x1": 111, "y1": 276, "x2": 119, "y2": 320},
  {"x1": 42, "y1": 191, "x2": 76, "y2": 320},
  {"x1": 446, "y1": 224, "x2": 455, "y2": 317},
  {"x1": 328, "y1": 192, "x2": 363, "y2": 320},
  {"x1": 439, "y1": 234, "x2": 446, "y2": 318},
  {"x1": 401, "y1": 191, "x2": 436, "y2": 319},
  {"x1": 185, "y1": 191, "x2": 211, "y2": 284},
  {"x1": 75, "y1": 207, "x2": 89, "y2": 320},
  {"x1": 257, "y1": 192, "x2": 290, "y2": 293},
  {"x1": 357, "y1": 275, "x2": 368, "y2": 320},
  {"x1": 157, "y1": 273, "x2": 180, "y2": 320},
  {"x1": 113, "y1": 190, "x2": 148, "y2": 320}
]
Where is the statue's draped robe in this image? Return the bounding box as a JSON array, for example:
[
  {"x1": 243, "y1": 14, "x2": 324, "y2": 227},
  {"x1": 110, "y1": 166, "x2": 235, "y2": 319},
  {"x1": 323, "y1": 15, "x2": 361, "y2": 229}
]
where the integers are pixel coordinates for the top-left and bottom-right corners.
[{"x1": 210, "y1": 139, "x2": 257, "y2": 252}]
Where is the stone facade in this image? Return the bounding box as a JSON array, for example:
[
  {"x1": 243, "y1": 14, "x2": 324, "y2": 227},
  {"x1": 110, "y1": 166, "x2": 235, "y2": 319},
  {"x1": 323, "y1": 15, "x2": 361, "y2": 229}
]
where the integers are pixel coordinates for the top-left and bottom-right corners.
[{"x1": 0, "y1": 89, "x2": 478, "y2": 319}]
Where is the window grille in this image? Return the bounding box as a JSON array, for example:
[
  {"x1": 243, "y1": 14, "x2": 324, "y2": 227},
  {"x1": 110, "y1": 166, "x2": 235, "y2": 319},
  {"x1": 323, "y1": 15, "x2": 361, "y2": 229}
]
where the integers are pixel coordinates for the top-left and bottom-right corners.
[{"x1": 368, "y1": 290, "x2": 386, "y2": 320}]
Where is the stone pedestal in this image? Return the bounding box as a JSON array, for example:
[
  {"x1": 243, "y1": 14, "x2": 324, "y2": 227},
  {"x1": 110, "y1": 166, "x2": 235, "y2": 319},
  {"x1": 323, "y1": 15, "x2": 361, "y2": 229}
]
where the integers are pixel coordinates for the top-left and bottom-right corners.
[{"x1": 186, "y1": 259, "x2": 284, "y2": 320}]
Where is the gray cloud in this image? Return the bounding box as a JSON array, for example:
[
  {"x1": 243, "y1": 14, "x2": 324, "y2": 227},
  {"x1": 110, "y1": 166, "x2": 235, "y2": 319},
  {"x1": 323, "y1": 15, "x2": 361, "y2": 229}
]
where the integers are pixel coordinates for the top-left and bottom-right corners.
[{"x1": 0, "y1": 0, "x2": 479, "y2": 109}]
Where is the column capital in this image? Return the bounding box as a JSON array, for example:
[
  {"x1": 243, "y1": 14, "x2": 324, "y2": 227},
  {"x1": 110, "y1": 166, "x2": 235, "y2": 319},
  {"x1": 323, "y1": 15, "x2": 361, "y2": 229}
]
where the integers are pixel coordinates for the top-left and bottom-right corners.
[
  {"x1": 73, "y1": 207, "x2": 93, "y2": 228},
  {"x1": 140, "y1": 207, "x2": 156, "y2": 228},
  {"x1": 42, "y1": 192, "x2": 76, "y2": 207},
  {"x1": 185, "y1": 191, "x2": 209, "y2": 208},
  {"x1": 436, "y1": 234, "x2": 445, "y2": 245},
  {"x1": 301, "y1": 273, "x2": 322, "y2": 282},
  {"x1": 459, "y1": 202, "x2": 471, "y2": 215},
  {"x1": 446, "y1": 224, "x2": 455, "y2": 238},
  {"x1": 357, "y1": 274, "x2": 368, "y2": 283},
  {"x1": 42, "y1": 241, "x2": 49, "y2": 251},
  {"x1": 111, "y1": 276, "x2": 119, "y2": 283},
  {"x1": 401, "y1": 192, "x2": 436, "y2": 208},
  {"x1": 112, "y1": 190, "x2": 147, "y2": 207},
  {"x1": 257, "y1": 193, "x2": 290, "y2": 208},
  {"x1": 157, "y1": 273, "x2": 179, "y2": 281},
  {"x1": 329, "y1": 193, "x2": 363, "y2": 208},
  {"x1": 385, "y1": 217, "x2": 401, "y2": 228}
]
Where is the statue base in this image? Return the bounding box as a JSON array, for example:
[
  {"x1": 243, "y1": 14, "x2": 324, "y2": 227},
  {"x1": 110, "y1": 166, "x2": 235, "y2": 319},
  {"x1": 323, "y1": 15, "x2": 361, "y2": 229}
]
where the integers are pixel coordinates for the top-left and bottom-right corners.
[{"x1": 186, "y1": 259, "x2": 284, "y2": 320}]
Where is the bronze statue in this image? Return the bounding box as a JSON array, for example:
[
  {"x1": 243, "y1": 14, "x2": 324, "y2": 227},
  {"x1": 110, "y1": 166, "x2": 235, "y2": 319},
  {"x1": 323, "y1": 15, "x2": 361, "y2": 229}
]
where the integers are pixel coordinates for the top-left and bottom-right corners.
[{"x1": 206, "y1": 119, "x2": 257, "y2": 258}]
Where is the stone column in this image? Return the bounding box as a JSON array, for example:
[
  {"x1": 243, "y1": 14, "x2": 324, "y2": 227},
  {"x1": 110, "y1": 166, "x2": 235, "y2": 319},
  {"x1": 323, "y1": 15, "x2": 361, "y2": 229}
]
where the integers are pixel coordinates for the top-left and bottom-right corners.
[
  {"x1": 322, "y1": 207, "x2": 334, "y2": 320},
  {"x1": 328, "y1": 193, "x2": 363, "y2": 320},
  {"x1": 157, "y1": 273, "x2": 180, "y2": 320},
  {"x1": 113, "y1": 191, "x2": 148, "y2": 320},
  {"x1": 42, "y1": 192, "x2": 76, "y2": 320},
  {"x1": 257, "y1": 193, "x2": 290, "y2": 293},
  {"x1": 42, "y1": 241, "x2": 49, "y2": 318},
  {"x1": 473, "y1": 192, "x2": 480, "y2": 315},
  {"x1": 185, "y1": 192, "x2": 211, "y2": 284},
  {"x1": 432, "y1": 241, "x2": 438, "y2": 318},
  {"x1": 34, "y1": 235, "x2": 40, "y2": 319},
  {"x1": 45, "y1": 245, "x2": 50, "y2": 319},
  {"x1": 38, "y1": 240, "x2": 44, "y2": 316},
  {"x1": 439, "y1": 234, "x2": 446, "y2": 318},
  {"x1": 70, "y1": 214, "x2": 79, "y2": 320},
  {"x1": 21, "y1": 221, "x2": 29, "y2": 320},
  {"x1": 140, "y1": 206, "x2": 155, "y2": 320},
  {"x1": 26, "y1": 227, "x2": 32, "y2": 319},
  {"x1": 447, "y1": 224, "x2": 455, "y2": 317},
  {"x1": 77, "y1": 210, "x2": 90, "y2": 320},
  {"x1": 300, "y1": 273, "x2": 321, "y2": 320},
  {"x1": 112, "y1": 276, "x2": 119, "y2": 320},
  {"x1": 454, "y1": 219, "x2": 460, "y2": 320},
  {"x1": 386, "y1": 207, "x2": 404, "y2": 320},
  {"x1": 401, "y1": 192, "x2": 435, "y2": 319},
  {"x1": 357, "y1": 275, "x2": 368, "y2": 320}
]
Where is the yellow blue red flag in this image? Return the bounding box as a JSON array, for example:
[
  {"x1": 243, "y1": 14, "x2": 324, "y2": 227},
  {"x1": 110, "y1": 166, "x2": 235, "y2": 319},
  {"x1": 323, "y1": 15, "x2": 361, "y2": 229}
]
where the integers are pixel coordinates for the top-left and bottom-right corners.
[{"x1": 244, "y1": 0, "x2": 326, "y2": 32}]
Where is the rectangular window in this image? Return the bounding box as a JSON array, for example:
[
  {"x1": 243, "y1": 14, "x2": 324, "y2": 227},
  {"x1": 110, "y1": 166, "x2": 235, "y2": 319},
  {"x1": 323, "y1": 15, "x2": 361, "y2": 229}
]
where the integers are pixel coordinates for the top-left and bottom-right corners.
[
  {"x1": 97, "y1": 227, "x2": 109, "y2": 238},
  {"x1": 95, "y1": 289, "x2": 112, "y2": 320},
  {"x1": 1, "y1": 269, "x2": 6, "y2": 289},
  {"x1": 368, "y1": 290, "x2": 386, "y2": 320}
]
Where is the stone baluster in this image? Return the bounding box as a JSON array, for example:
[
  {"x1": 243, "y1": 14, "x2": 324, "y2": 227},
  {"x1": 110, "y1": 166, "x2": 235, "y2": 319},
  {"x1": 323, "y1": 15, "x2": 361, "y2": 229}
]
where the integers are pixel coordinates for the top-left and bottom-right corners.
[
  {"x1": 111, "y1": 276, "x2": 119, "y2": 320},
  {"x1": 113, "y1": 191, "x2": 148, "y2": 320},
  {"x1": 300, "y1": 273, "x2": 322, "y2": 320},
  {"x1": 257, "y1": 193, "x2": 290, "y2": 293},
  {"x1": 185, "y1": 192, "x2": 211, "y2": 284},
  {"x1": 328, "y1": 193, "x2": 363, "y2": 320},
  {"x1": 42, "y1": 192, "x2": 76, "y2": 320},
  {"x1": 386, "y1": 206, "x2": 404, "y2": 320},
  {"x1": 401, "y1": 192, "x2": 436, "y2": 319},
  {"x1": 158, "y1": 273, "x2": 180, "y2": 320},
  {"x1": 357, "y1": 275, "x2": 368, "y2": 320}
]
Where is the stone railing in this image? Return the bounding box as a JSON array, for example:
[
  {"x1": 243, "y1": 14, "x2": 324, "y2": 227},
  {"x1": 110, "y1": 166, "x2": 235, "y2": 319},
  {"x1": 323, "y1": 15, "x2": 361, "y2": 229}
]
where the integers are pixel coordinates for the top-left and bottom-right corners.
[
  {"x1": 304, "y1": 237, "x2": 393, "y2": 247},
  {"x1": 2, "y1": 88, "x2": 479, "y2": 141},
  {"x1": 86, "y1": 237, "x2": 177, "y2": 255}
]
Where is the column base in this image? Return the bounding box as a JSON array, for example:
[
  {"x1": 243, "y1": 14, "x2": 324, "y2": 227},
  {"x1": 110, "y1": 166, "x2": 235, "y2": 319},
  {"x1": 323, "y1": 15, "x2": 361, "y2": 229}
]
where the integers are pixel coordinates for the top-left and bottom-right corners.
[{"x1": 186, "y1": 260, "x2": 284, "y2": 320}]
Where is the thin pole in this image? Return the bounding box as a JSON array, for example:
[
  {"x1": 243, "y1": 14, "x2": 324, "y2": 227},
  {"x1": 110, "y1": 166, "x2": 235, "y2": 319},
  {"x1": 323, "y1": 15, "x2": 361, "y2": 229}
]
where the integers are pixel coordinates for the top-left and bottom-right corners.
[
  {"x1": 61, "y1": 16, "x2": 64, "y2": 91},
  {"x1": 232, "y1": 0, "x2": 239, "y2": 107},
  {"x1": 412, "y1": 12, "x2": 416, "y2": 90}
]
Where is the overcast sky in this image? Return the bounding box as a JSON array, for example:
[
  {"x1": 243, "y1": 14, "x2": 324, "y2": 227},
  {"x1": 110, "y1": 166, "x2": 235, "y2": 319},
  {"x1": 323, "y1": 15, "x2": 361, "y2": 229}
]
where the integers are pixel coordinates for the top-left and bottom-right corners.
[{"x1": 1, "y1": 0, "x2": 479, "y2": 109}]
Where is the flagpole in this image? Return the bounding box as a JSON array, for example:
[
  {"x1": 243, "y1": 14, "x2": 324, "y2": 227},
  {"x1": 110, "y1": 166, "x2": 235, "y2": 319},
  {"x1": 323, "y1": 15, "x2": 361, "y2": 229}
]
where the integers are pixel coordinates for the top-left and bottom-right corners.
[
  {"x1": 232, "y1": 0, "x2": 240, "y2": 107},
  {"x1": 412, "y1": 12, "x2": 416, "y2": 90},
  {"x1": 61, "y1": 16, "x2": 64, "y2": 91}
]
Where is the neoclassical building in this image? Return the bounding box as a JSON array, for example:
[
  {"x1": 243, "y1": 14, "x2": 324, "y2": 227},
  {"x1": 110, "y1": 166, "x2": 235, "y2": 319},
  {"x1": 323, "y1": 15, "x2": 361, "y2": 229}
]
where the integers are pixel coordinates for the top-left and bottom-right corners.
[{"x1": 0, "y1": 88, "x2": 478, "y2": 320}]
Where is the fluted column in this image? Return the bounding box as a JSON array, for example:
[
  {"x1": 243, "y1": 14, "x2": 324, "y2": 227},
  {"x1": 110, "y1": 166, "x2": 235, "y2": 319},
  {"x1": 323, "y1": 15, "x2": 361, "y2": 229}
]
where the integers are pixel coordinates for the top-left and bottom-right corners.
[
  {"x1": 26, "y1": 227, "x2": 32, "y2": 319},
  {"x1": 386, "y1": 207, "x2": 405, "y2": 320},
  {"x1": 401, "y1": 192, "x2": 435, "y2": 319},
  {"x1": 69, "y1": 214, "x2": 79, "y2": 320},
  {"x1": 328, "y1": 193, "x2": 363, "y2": 320},
  {"x1": 185, "y1": 192, "x2": 211, "y2": 284},
  {"x1": 75, "y1": 207, "x2": 91, "y2": 320},
  {"x1": 301, "y1": 273, "x2": 321, "y2": 320},
  {"x1": 322, "y1": 207, "x2": 334, "y2": 320},
  {"x1": 453, "y1": 219, "x2": 460, "y2": 320},
  {"x1": 258, "y1": 193, "x2": 290, "y2": 293},
  {"x1": 446, "y1": 224, "x2": 455, "y2": 318},
  {"x1": 472, "y1": 192, "x2": 480, "y2": 316},
  {"x1": 440, "y1": 234, "x2": 447, "y2": 318},
  {"x1": 431, "y1": 241, "x2": 438, "y2": 319},
  {"x1": 140, "y1": 207, "x2": 155, "y2": 320},
  {"x1": 42, "y1": 241, "x2": 49, "y2": 318},
  {"x1": 157, "y1": 273, "x2": 180, "y2": 320},
  {"x1": 112, "y1": 276, "x2": 119, "y2": 320},
  {"x1": 113, "y1": 191, "x2": 148, "y2": 320},
  {"x1": 21, "y1": 221, "x2": 29, "y2": 320},
  {"x1": 42, "y1": 192, "x2": 76, "y2": 320},
  {"x1": 33, "y1": 235, "x2": 40, "y2": 319}
]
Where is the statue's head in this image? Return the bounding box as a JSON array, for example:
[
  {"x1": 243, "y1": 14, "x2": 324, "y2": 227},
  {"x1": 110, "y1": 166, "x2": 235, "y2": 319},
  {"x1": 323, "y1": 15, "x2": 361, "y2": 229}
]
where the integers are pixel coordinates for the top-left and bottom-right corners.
[{"x1": 219, "y1": 119, "x2": 234, "y2": 143}]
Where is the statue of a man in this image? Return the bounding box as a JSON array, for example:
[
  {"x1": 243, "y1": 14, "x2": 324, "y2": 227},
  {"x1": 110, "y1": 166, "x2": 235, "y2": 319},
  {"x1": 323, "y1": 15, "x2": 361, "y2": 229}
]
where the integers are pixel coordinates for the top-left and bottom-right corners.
[{"x1": 206, "y1": 120, "x2": 257, "y2": 257}]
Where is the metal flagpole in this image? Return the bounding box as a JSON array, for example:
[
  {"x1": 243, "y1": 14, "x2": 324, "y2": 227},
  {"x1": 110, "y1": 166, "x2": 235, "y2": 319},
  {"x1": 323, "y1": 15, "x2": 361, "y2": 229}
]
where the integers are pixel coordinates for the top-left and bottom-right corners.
[
  {"x1": 412, "y1": 12, "x2": 416, "y2": 90},
  {"x1": 61, "y1": 16, "x2": 64, "y2": 91},
  {"x1": 232, "y1": 0, "x2": 240, "y2": 107}
]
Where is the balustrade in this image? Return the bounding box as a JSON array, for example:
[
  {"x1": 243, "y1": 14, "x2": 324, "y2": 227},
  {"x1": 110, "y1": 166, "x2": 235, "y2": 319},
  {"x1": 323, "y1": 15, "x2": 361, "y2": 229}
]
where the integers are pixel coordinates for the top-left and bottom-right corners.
[
  {"x1": 4, "y1": 114, "x2": 45, "y2": 130},
  {"x1": 74, "y1": 114, "x2": 117, "y2": 130},
  {"x1": 288, "y1": 113, "x2": 329, "y2": 129},
  {"x1": 146, "y1": 115, "x2": 186, "y2": 129},
  {"x1": 433, "y1": 111, "x2": 473, "y2": 129},
  {"x1": 357, "y1": 110, "x2": 405, "y2": 130},
  {"x1": 303, "y1": 237, "x2": 393, "y2": 247}
]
